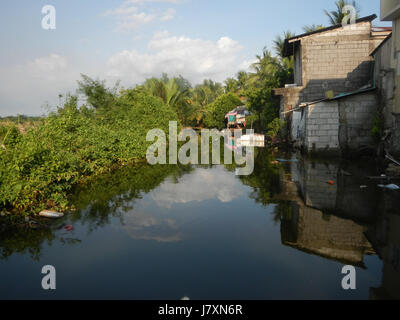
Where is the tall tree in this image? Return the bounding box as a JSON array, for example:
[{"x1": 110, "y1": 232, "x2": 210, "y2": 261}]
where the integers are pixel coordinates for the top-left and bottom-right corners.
[
  {"x1": 237, "y1": 71, "x2": 250, "y2": 92},
  {"x1": 141, "y1": 74, "x2": 192, "y2": 125},
  {"x1": 77, "y1": 74, "x2": 119, "y2": 110},
  {"x1": 224, "y1": 78, "x2": 239, "y2": 94},
  {"x1": 189, "y1": 79, "x2": 224, "y2": 127},
  {"x1": 324, "y1": 0, "x2": 360, "y2": 26},
  {"x1": 273, "y1": 31, "x2": 295, "y2": 60}
]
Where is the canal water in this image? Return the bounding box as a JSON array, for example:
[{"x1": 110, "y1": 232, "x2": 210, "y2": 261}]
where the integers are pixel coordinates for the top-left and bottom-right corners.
[{"x1": 1, "y1": 148, "x2": 399, "y2": 300}]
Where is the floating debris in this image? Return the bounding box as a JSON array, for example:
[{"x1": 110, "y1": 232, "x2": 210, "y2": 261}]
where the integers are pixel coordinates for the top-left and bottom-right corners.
[
  {"x1": 64, "y1": 225, "x2": 74, "y2": 231},
  {"x1": 327, "y1": 181, "x2": 335, "y2": 186},
  {"x1": 39, "y1": 210, "x2": 64, "y2": 219},
  {"x1": 360, "y1": 185, "x2": 368, "y2": 189}
]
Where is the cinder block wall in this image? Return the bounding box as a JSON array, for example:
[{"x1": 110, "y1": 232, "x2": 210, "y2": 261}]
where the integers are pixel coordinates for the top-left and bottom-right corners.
[
  {"x1": 276, "y1": 22, "x2": 382, "y2": 115},
  {"x1": 338, "y1": 92, "x2": 378, "y2": 152},
  {"x1": 300, "y1": 92, "x2": 378, "y2": 155},
  {"x1": 305, "y1": 101, "x2": 340, "y2": 153},
  {"x1": 300, "y1": 22, "x2": 376, "y2": 102}
]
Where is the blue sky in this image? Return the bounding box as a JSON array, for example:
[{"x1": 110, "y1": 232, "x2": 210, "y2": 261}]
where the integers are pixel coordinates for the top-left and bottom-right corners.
[{"x1": 0, "y1": 0, "x2": 389, "y2": 116}]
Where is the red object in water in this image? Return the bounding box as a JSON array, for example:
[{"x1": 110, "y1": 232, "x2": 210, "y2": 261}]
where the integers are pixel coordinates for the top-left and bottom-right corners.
[
  {"x1": 327, "y1": 181, "x2": 335, "y2": 186},
  {"x1": 64, "y1": 225, "x2": 74, "y2": 231}
]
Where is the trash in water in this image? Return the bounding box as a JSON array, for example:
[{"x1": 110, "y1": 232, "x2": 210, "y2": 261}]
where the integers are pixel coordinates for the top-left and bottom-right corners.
[
  {"x1": 360, "y1": 185, "x2": 368, "y2": 189},
  {"x1": 64, "y1": 225, "x2": 74, "y2": 231},
  {"x1": 378, "y1": 184, "x2": 400, "y2": 190},
  {"x1": 39, "y1": 210, "x2": 64, "y2": 219},
  {"x1": 327, "y1": 181, "x2": 335, "y2": 186}
]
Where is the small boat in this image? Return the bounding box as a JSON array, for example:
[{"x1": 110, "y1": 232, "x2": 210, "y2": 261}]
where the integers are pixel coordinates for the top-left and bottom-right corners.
[{"x1": 39, "y1": 210, "x2": 64, "y2": 218}]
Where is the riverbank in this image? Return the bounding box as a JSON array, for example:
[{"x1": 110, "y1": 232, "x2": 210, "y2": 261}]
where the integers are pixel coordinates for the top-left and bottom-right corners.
[{"x1": 0, "y1": 91, "x2": 180, "y2": 216}]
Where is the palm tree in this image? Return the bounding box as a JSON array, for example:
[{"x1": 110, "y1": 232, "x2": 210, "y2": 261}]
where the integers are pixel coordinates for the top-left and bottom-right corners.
[
  {"x1": 324, "y1": 0, "x2": 360, "y2": 26},
  {"x1": 248, "y1": 48, "x2": 282, "y2": 86},
  {"x1": 224, "y1": 78, "x2": 239, "y2": 93},
  {"x1": 302, "y1": 24, "x2": 325, "y2": 33},
  {"x1": 273, "y1": 31, "x2": 295, "y2": 60},
  {"x1": 189, "y1": 80, "x2": 224, "y2": 127},
  {"x1": 237, "y1": 71, "x2": 250, "y2": 92},
  {"x1": 142, "y1": 76, "x2": 190, "y2": 110}
]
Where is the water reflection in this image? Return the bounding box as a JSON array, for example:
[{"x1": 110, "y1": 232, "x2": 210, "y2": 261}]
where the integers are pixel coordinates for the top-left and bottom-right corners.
[
  {"x1": 1, "y1": 148, "x2": 400, "y2": 299},
  {"x1": 366, "y1": 193, "x2": 400, "y2": 299},
  {"x1": 122, "y1": 209, "x2": 182, "y2": 243},
  {"x1": 268, "y1": 156, "x2": 400, "y2": 299},
  {"x1": 275, "y1": 161, "x2": 374, "y2": 267},
  {"x1": 151, "y1": 168, "x2": 244, "y2": 208},
  {"x1": 0, "y1": 163, "x2": 192, "y2": 259}
]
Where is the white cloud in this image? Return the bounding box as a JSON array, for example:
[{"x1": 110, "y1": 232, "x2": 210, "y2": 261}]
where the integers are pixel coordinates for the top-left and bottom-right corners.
[
  {"x1": 0, "y1": 54, "x2": 90, "y2": 116},
  {"x1": 104, "y1": 0, "x2": 178, "y2": 32},
  {"x1": 122, "y1": 209, "x2": 182, "y2": 243},
  {"x1": 160, "y1": 8, "x2": 176, "y2": 21},
  {"x1": 23, "y1": 54, "x2": 68, "y2": 80},
  {"x1": 107, "y1": 31, "x2": 246, "y2": 85},
  {"x1": 150, "y1": 167, "x2": 247, "y2": 208},
  {"x1": 0, "y1": 28, "x2": 253, "y2": 116}
]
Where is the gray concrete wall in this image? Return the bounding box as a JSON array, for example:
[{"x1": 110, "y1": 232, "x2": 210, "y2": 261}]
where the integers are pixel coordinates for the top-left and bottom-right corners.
[
  {"x1": 338, "y1": 92, "x2": 379, "y2": 153},
  {"x1": 294, "y1": 43, "x2": 302, "y2": 86},
  {"x1": 276, "y1": 21, "x2": 387, "y2": 116},
  {"x1": 296, "y1": 92, "x2": 378, "y2": 155},
  {"x1": 304, "y1": 101, "x2": 340, "y2": 153},
  {"x1": 374, "y1": 34, "x2": 400, "y2": 156}
]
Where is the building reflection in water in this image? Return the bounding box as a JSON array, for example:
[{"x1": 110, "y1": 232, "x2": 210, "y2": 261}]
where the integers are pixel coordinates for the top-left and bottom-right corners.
[
  {"x1": 367, "y1": 193, "x2": 400, "y2": 299},
  {"x1": 275, "y1": 157, "x2": 400, "y2": 299}
]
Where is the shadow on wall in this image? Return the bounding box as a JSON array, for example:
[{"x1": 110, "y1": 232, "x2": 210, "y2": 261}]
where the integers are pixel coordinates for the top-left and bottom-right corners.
[
  {"x1": 279, "y1": 60, "x2": 374, "y2": 116},
  {"x1": 298, "y1": 60, "x2": 374, "y2": 103}
]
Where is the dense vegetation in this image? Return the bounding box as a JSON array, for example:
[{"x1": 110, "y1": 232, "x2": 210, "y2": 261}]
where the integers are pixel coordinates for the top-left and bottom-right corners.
[{"x1": 0, "y1": 86, "x2": 179, "y2": 215}]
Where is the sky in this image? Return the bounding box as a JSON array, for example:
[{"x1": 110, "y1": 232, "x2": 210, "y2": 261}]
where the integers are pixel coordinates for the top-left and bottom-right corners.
[{"x1": 0, "y1": 0, "x2": 389, "y2": 116}]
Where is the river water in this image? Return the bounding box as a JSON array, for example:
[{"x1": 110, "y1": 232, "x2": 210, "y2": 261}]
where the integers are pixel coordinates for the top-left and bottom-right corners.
[{"x1": 1, "y1": 148, "x2": 399, "y2": 300}]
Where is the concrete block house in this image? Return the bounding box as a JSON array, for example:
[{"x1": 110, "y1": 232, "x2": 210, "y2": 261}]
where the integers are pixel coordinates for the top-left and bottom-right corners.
[{"x1": 274, "y1": 14, "x2": 391, "y2": 155}]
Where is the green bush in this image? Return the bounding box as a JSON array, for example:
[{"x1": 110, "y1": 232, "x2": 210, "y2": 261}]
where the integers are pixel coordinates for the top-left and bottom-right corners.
[
  {"x1": 0, "y1": 89, "x2": 179, "y2": 215},
  {"x1": 203, "y1": 93, "x2": 242, "y2": 129},
  {"x1": 266, "y1": 118, "x2": 286, "y2": 140}
]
